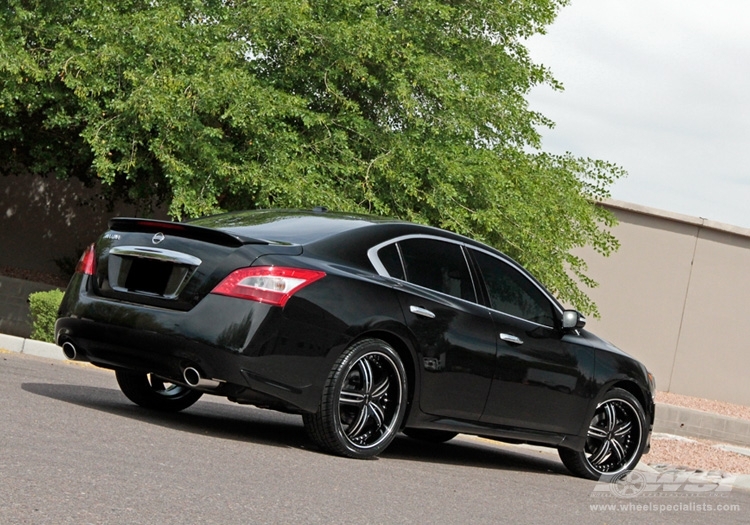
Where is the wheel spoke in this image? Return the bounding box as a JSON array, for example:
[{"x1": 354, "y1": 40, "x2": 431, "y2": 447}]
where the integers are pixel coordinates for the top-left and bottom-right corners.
[
  {"x1": 367, "y1": 401, "x2": 385, "y2": 428},
  {"x1": 345, "y1": 406, "x2": 370, "y2": 439},
  {"x1": 603, "y1": 403, "x2": 617, "y2": 432},
  {"x1": 371, "y1": 377, "x2": 390, "y2": 401},
  {"x1": 610, "y1": 437, "x2": 626, "y2": 462},
  {"x1": 614, "y1": 420, "x2": 632, "y2": 438},
  {"x1": 357, "y1": 358, "x2": 373, "y2": 394},
  {"x1": 588, "y1": 425, "x2": 608, "y2": 440},
  {"x1": 589, "y1": 440, "x2": 611, "y2": 466},
  {"x1": 340, "y1": 390, "x2": 365, "y2": 406}
]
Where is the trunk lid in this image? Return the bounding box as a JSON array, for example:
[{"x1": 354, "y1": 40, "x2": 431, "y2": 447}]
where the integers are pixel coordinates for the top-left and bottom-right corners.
[{"x1": 91, "y1": 218, "x2": 302, "y2": 310}]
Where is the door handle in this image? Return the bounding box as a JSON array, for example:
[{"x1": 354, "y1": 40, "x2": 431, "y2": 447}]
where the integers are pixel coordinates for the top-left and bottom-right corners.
[
  {"x1": 500, "y1": 333, "x2": 524, "y2": 345},
  {"x1": 410, "y1": 305, "x2": 436, "y2": 319}
]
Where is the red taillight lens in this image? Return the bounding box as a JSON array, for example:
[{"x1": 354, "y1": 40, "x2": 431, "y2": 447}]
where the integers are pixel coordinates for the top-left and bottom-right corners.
[
  {"x1": 210, "y1": 266, "x2": 326, "y2": 307},
  {"x1": 75, "y1": 244, "x2": 96, "y2": 275}
]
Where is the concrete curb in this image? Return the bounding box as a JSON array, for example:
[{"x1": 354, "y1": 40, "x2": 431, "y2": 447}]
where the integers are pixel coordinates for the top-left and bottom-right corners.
[
  {"x1": 655, "y1": 403, "x2": 750, "y2": 448},
  {"x1": 0, "y1": 333, "x2": 63, "y2": 360}
]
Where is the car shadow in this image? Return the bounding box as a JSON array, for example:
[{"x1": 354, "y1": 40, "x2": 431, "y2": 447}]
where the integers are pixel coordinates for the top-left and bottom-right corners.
[
  {"x1": 21, "y1": 382, "x2": 309, "y2": 450},
  {"x1": 22, "y1": 381, "x2": 569, "y2": 477},
  {"x1": 384, "y1": 435, "x2": 570, "y2": 476}
]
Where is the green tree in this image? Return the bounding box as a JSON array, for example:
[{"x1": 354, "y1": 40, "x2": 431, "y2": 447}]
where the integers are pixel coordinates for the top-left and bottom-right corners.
[{"x1": 0, "y1": 0, "x2": 623, "y2": 316}]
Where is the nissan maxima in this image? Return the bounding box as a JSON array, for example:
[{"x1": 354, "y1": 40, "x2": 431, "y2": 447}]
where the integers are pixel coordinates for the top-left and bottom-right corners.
[{"x1": 55, "y1": 208, "x2": 655, "y2": 480}]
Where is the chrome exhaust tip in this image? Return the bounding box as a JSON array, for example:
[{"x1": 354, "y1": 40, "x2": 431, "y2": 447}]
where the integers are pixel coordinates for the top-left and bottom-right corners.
[
  {"x1": 61, "y1": 341, "x2": 77, "y2": 360},
  {"x1": 183, "y1": 367, "x2": 221, "y2": 389}
]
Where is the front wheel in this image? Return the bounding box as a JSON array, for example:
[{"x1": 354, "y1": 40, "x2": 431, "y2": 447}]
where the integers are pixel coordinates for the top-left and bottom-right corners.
[
  {"x1": 115, "y1": 370, "x2": 203, "y2": 412},
  {"x1": 559, "y1": 388, "x2": 648, "y2": 480},
  {"x1": 303, "y1": 338, "x2": 408, "y2": 459}
]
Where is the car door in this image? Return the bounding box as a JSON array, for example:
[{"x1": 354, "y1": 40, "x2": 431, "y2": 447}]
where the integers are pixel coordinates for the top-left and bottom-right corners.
[
  {"x1": 373, "y1": 237, "x2": 496, "y2": 421},
  {"x1": 469, "y1": 248, "x2": 595, "y2": 435}
]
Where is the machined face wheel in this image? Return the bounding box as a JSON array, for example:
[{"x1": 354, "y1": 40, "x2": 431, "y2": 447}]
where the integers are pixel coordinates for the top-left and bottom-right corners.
[
  {"x1": 558, "y1": 387, "x2": 648, "y2": 480},
  {"x1": 303, "y1": 338, "x2": 408, "y2": 459},
  {"x1": 584, "y1": 397, "x2": 643, "y2": 474},
  {"x1": 336, "y1": 350, "x2": 403, "y2": 450}
]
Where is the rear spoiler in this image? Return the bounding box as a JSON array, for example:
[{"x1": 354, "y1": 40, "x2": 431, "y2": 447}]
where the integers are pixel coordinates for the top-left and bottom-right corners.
[{"x1": 108, "y1": 218, "x2": 269, "y2": 247}]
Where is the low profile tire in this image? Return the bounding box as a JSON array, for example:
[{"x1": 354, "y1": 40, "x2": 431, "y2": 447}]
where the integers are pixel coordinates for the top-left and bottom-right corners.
[
  {"x1": 559, "y1": 388, "x2": 648, "y2": 481},
  {"x1": 115, "y1": 370, "x2": 203, "y2": 412},
  {"x1": 403, "y1": 428, "x2": 458, "y2": 444},
  {"x1": 303, "y1": 338, "x2": 408, "y2": 459}
]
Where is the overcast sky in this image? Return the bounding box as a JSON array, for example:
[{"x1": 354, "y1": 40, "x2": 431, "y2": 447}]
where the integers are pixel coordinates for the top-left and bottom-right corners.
[{"x1": 526, "y1": 0, "x2": 750, "y2": 229}]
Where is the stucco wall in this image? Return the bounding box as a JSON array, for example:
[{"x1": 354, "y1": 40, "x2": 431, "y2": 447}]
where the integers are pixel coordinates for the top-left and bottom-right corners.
[
  {"x1": 1, "y1": 174, "x2": 166, "y2": 277},
  {"x1": 1, "y1": 174, "x2": 166, "y2": 336},
  {"x1": 0, "y1": 275, "x2": 60, "y2": 338},
  {"x1": 578, "y1": 200, "x2": 750, "y2": 406}
]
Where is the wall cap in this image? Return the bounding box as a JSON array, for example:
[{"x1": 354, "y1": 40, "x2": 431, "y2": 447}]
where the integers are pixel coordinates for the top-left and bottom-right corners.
[{"x1": 602, "y1": 198, "x2": 750, "y2": 239}]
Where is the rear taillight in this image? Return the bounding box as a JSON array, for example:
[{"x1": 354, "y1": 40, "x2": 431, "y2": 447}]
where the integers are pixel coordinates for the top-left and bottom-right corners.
[
  {"x1": 210, "y1": 266, "x2": 326, "y2": 307},
  {"x1": 75, "y1": 244, "x2": 96, "y2": 275}
]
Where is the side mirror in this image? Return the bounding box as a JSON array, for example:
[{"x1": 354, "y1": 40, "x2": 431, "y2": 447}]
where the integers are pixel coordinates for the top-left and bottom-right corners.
[{"x1": 562, "y1": 310, "x2": 586, "y2": 330}]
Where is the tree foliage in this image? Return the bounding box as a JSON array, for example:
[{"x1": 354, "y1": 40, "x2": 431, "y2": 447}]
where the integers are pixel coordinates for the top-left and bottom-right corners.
[{"x1": 0, "y1": 0, "x2": 625, "y2": 315}]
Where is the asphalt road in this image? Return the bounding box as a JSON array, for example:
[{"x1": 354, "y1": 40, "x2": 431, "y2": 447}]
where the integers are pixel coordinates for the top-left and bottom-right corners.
[{"x1": 2, "y1": 351, "x2": 749, "y2": 525}]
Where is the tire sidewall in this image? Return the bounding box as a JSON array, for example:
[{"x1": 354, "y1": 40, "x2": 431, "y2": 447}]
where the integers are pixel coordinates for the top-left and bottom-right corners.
[
  {"x1": 583, "y1": 388, "x2": 648, "y2": 481},
  {"x1": 328, "y1": 339, "x2": 408, "y2": 458}
]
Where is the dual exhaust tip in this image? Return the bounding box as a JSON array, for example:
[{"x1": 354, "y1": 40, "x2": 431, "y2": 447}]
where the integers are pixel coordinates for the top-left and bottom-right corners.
[
  {"x1": 183, "y1": 367, "x2": 221, "y2": 390},
  {"x1": 61, "y1": 341, "x2": 220, "y2": 390},
  {"x1": 62, "y1": 341, "x2": 80, "y2": 361}
]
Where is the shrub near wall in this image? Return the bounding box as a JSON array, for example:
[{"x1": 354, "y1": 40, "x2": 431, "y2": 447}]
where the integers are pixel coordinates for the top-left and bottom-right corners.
[{"x1": 28, "y1": 290, "x2": 64, "y2": 343}]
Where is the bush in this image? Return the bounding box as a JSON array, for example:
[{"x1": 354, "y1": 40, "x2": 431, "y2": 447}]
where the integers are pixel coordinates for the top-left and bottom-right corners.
[{"x1": 28, "y1": 289, "x2": 64, "y2": 343}]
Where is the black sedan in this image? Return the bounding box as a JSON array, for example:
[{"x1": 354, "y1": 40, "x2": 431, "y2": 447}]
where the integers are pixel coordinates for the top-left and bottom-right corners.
[{"x1": 56, "y1": 208, "x2": 655, "y2": 480}]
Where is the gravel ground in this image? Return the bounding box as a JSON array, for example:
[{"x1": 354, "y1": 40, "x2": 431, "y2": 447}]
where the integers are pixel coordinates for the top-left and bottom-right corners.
[
  {"x1": 657, "y1": 391, "x2": 750, "y2": 421},
  {"x1": 645, "y1": 391, "x2": 750, "y2": 475}
]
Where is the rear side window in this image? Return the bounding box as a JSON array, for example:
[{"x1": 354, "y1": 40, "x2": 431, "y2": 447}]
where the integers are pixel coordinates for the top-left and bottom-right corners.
[
  {"x1": 398, "y1": 238, "x2": 476, "y2": 302},
  {"x1": 378, "y1": 243, "x2": 405, "y2": 280},
  {"x1": 471, "y1": 249, "x2": 555, "y2": 326}
]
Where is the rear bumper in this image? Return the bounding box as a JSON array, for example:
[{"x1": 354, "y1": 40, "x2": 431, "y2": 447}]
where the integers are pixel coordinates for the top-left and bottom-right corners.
[
  {"x1": 55, "y1": 280, "x2": 345, "y2": 413},
  {"x1": 56, "y1": 315, "x2": 325, "y2": 413}
]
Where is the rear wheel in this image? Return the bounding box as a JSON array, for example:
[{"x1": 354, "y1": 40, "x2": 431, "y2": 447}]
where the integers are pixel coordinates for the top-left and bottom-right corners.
[
  {"x1": 559, "y1": 388, "x2": 647, "y2": 480},
  {"x1": 115, "y1": 370, "x2": 203, "y2": 412},
  {"x1": 303, "y1": 338, "x2": 408, "y2": 458},
  {"x1": 403, "y1": 428, "x2": 458, "y2": 443}
]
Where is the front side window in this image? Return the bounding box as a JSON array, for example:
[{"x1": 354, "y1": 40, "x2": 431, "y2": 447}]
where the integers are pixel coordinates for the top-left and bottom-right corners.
[
  {"x1": 398, "y1": 238, "x2": 475, "y2": 302},
  {"x1": 472, "y1": 249, "x2": 555, "y2": 326}
]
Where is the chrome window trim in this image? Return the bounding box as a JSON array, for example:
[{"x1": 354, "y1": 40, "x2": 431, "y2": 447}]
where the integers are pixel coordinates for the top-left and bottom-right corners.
[
  {"x1": 367, "y1": 234, "x2": 563, "y2": 329},
  {"x1": 368, "y1": 234, "x2": 478, "y2": 304},
  {"x1": 467, "y1": 246, "x2": 563, "y2": 328}
]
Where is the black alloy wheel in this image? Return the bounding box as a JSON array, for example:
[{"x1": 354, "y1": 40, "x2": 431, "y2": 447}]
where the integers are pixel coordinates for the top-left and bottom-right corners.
[
  {"x1": 558, "y1": 388, "x2": 647, "y2": 480},
  {"x1": 115, "y1": 370, "x2": 203, "y2": 412},
  {"x1": 403, "y1": 428, "x2": 458, "y2": 443},
  {"x1": 303, "y1": 338, "x2": 408, "y2": 459}
]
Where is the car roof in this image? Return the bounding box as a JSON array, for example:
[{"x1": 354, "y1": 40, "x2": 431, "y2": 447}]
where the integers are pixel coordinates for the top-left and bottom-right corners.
[
  {"x1": 189, "y1": 209, "x2": 409, "y2": 245},
  {"x1": 189, "y1": 209, "x2": 510, "y2": 263}
]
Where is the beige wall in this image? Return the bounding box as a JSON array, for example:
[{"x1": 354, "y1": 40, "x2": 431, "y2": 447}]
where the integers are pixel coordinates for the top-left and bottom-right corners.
[{"x1": 578, "y1": 200, "x2": 750, "y2": 405}]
